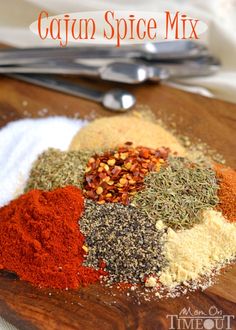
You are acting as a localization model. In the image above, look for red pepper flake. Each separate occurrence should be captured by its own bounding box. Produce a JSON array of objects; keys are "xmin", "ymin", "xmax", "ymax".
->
[{"xmin": 84, "ymin": 144, "xmax": 169, "ymax": 204}]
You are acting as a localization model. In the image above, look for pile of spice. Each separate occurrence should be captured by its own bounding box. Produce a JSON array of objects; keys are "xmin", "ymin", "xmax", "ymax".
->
[
  {"xmin": 25, "ymin": 148, "xmax": 92, "ymax": 192},
  {"xmin": 70, "ymin": 115, "xmax": 186, "ymax": 156},
  {"xmin": 159, "ymin": 209, "xmax": 236, "ymax": 287},
  {"xmin": 84, "ymin": 144, "xmax": 169, "ymax": 205},
  {"xmin": 132, "ymin": 157, "xmax": 219, "ymax": 230},
  {"xmin": 0, "ymin": 116, "xmax": 87, "ymax": 207},
  {"xmin": 214, "ymin": 163, "xmax": 236, "ymax": 222},
  {"xmin": 0, "ymin": 186, "xmax": 106, "ymax": 289},
  {"xmin": 80, "ymin": 200, "xmax": 166, "ymax": 284},
  {"xmin": 0, "ymin": 110, "xmax": 235, "ymax": 298}
]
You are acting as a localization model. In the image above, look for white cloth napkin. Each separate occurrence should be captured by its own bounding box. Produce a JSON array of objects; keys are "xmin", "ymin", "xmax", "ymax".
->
[{"xmin": 0, "ymin": 318, "xmax": 17, "ymax": 330}]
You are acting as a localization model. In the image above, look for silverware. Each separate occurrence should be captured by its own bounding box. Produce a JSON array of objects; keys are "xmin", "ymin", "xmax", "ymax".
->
[
  {"xmin": 0, "ymin": 41, "xmax": 208, "ymax": 66},
  {"xmin": 0, "ymin": 62, "xmax": 169, "ymax": 84},
  {"xmin": 2, "ymin": 41, "xmax": 217, "ymax": 103},
  {"xmin": 7, "ymin": 73, "xmax": 136, "ymax": 112},
  {"xmin": 148, "ymin": 56, "xmax": 220, "ymax": 78},
  {"xmin": 0, "ymin": 55, "xmax": 219, "ymax": 83}
]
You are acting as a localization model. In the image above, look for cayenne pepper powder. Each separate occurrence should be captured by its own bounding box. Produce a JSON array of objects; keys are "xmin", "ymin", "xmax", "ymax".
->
[
  {"xmin": 214, "ymin": 163, "xmax": 236, "ymax": 222},
  {"xmin": 84, "ymin": 144, "xmax": 169, "ymax": 205},
  {"xmin": 0, "ymin": 186, "xmax": 106, "ymax": 289}
]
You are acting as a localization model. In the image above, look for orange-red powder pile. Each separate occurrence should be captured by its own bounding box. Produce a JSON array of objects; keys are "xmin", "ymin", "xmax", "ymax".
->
[
  {"xmin": 0, "ymin": 186, "xmax": 106, "ymax": 289},
  {"xmin": 214, "ymin": 163, "xmax": 236, "ymax": 222}
]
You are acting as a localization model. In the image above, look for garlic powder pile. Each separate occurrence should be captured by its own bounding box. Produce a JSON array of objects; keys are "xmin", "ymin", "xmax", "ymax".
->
[
  {"xmin": 69, "ymin": 115, "xmax": 186, "ymax": 156},
  {"xmin": 159, "ymin": 209, "xmax": 236, "ymax": 287}
]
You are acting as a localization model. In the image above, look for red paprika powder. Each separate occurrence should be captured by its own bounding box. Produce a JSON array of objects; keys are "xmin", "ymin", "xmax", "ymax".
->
[
  {"xmin": 214, "ymin": 163, "xmax": 236, "ymax": 223},
  {"xmin": 0, "ymin": 186, "xmax": 106, "ymax": 289}
]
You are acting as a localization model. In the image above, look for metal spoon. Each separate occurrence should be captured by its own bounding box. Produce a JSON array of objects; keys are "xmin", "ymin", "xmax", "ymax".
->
[
  {"xmin": 0, "ymin": 41, "xmax": 208, "ymax": 65},
  {"xmin": 146, "ymin": 56, "xmax": 221, "ymax": 78},
  {"xmin": 138, "ymin": 41, "xmax": 208, "ymax": 60},
  {"xmin": 0, "ymin": 62, "xmax": 169, "ymax": 84},
  {"xmin": 7, "ymin": 73, "xmax": 136, "ymax": 112}
]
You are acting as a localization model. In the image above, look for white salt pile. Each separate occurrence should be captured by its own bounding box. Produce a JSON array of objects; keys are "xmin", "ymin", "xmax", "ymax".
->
[{"xmin": 0, "ymin": 117, "xmax": 87, "ymax": 207}]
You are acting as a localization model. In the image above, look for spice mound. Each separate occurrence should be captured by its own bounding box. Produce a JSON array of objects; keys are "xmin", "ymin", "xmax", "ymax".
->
[
  {"xmin": 0, "ymin": 186, "xmax": 105, "ymax": 289},
  {"xmin": 132, "ymin": 157, "xmax": 219, "ymax": 230},
  {"xmin": 159, "ymin": 209, "xmax": 236, "ymax": 287},
  {"xmin": 25, "ymin": 148, "xmax": 92, "ymax": 192},
  {"xmin": 69, "ymin": 115, "xmax": 186, "ymax": 156},
  {"xmin": 84, "ymin": 145, "xmax": 169, "ymax": 204},
  {"xmin": 214, "ymin": 163, "xmax": 236, "ymax": 222},
  {"xmin": 1, "ymin": 113, "xmax": 236, "ymax": 298},
  {"xmin": 80, "ymin": 200, "xmax": 167, "ymax": 284}
]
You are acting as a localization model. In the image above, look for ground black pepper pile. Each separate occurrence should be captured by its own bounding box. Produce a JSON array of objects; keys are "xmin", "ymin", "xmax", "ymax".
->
[{"xmin": 80, "ymin": 200, "xmax": 167, "ymax": 284}]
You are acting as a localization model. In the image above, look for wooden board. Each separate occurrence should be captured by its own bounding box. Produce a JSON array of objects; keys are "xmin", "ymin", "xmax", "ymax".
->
[{"xmin": 0, "ymin": 75, "xmax": 235, "ymax": 330}]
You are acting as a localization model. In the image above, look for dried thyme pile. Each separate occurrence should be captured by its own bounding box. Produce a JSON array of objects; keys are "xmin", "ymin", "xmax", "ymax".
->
[
  {"xmin": 132, "ymin": 157, "xmax": 219, "ymax": 230},
  {"xmin": 80, "ymin": 200, "xmax": 167, "ymax": 284},
  {"xmin": 25, "ymin": 148, "xmax": 92, "ymax": 192}
]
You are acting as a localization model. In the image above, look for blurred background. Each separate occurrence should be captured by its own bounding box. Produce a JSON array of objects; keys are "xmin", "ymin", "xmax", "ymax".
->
[{"xmin": 0, "ymin": 0, "xmax": 235, "ymax": 103}]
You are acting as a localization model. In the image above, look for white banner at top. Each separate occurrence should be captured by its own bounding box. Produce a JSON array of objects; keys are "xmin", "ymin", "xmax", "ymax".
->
[{"xmin": 30, "ymin": 10, "xmax": 208, "ymax": 47}]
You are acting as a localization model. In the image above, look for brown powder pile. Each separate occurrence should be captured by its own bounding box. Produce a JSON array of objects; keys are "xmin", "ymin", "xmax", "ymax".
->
[
  {"xmin": 214, "ymin": 163, "xmax": 236, "ymax": 222},
  {"xmin": 69, "ymin": 115, "xmax": 186, "ymax": 156}
]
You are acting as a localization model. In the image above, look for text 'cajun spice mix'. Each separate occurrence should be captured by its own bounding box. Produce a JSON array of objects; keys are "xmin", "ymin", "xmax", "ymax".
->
[{"xmin": 84, "ymin": 144, "xmax": 169, "ymax": 205}]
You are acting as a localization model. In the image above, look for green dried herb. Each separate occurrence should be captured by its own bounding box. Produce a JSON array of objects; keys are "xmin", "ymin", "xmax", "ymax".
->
[
  {"xmin": 132, "ymin": 157, "xmax": 219, "ymax": 230},
  {"xmin": 25, "ymin": 148, "xmax": 92, "ymax": 192}
]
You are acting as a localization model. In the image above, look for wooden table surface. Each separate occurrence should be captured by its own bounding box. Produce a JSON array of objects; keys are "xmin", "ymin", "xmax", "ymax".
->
[{"xmin": 0, "ymin": 75, "xmax": 235, "ymax": 330}]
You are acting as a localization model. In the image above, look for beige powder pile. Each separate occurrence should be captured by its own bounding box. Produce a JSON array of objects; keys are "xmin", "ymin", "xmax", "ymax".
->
[
  {"xmin": 159, "ymin": 209, "xmax": 236, "ymax": 287},
  {"xmin": 69, "ymin": 115, "xmax": 186, "ymax": 156}
]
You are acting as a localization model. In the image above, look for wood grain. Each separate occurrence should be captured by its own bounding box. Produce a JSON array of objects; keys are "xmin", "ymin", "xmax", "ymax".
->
[{"xmin": 0, "ymin": 74, "xmax": 235, "ymax": 330}]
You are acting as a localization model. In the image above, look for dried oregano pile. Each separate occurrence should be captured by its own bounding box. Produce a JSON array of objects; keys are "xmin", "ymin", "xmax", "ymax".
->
[
  {"xmin": 25, "ymin": 148, "xmax": 92, "ymax": 192},
  {"xmin": 132, "ymin": 157, "xmax": 219, "ymax": 230}
]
